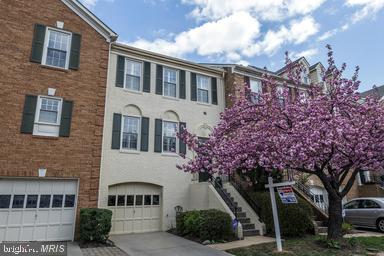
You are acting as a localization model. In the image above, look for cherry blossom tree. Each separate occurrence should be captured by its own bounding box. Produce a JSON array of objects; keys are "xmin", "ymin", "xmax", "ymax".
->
[{"xmin": 178, "ymin": 46, "xmax": 384, "ymax": 239}]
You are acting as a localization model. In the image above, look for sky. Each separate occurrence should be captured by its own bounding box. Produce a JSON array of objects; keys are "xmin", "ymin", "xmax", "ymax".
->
[{"xmin": 81, "ymin": 0, "xmax": 384, "ymax": 92}]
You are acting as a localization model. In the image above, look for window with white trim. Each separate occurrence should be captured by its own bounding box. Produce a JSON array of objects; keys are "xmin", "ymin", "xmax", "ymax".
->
[
  {"xmin": 197, "ymin": 75, "xmax": 210, "ymax": 103},
  {"xmin": 121, "ymin": 116, "xmax": 140, "ymax": 150},
  {"xmin": 42, "ymin": 28, "xmax": 71, "ymax": 69},
  {"xmin": 124, "ymin": 59, "xmax": 142, "ymax": 91},
  {"xmin": 36, "ymin": 97, "xmax": 62, "ymax": 125},
  {"xmin": 162, "ymin": 121, "xmax": 177, "ymax": 153},
  {"xmin": 33, "ymin": 96, "xmax": 63, "ymax": 137},
  {"xmin": 250, "ymin": 79, "xmax": 262, "ymax": 103},
  {"xmin": 163, "ymin": 68, "xmax": 178, "ymax": 97}
]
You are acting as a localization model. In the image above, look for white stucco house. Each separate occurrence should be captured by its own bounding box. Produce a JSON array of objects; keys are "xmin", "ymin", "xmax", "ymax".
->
[{"xmin": 98, "ymin": 43, "xmax": 228, "ymax": 234}]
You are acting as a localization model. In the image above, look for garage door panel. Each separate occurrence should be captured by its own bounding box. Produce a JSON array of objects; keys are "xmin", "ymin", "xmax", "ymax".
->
[
  {"xmin": 36, "ymin": 211, "xmax": 49, "ymax": 225},
  {"xmin": 23, "ymin": 211, "xmax": 36, "ymax": 225},
  {"xmin": 0, "ymin": 212, "xmax": 8, "ymax": 225},
  {"xmin": 9, "ymin": 212, "xmax": 23, "ymax": 225},
  {"xmin": 35, "ymin": 226, "xmax": 47, "ymax": 240},
  {"xmin": 7, "ymin": 228, "xmax": 20, "ymax": 241},
  {"xmin": 49, "ymin": 212, "xmax": 62, "ymax": 223},
  {"xmin": 21, "ymin": 227, "xmax": 34, "ymax": 241},
  {"xmin": 26, "ymin": 182, "xmax": 40, "ymax": 194}
]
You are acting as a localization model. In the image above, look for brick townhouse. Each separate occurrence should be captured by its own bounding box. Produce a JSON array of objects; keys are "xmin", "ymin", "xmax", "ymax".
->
[{"xmin": 0, "ymin": 0, "xmax": 117, "ymax": 241}]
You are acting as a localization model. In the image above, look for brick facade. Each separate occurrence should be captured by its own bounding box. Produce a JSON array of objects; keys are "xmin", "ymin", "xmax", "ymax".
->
[{"xmin": 0, "ymin": 0, "xmax": 109, "ymax": 225}]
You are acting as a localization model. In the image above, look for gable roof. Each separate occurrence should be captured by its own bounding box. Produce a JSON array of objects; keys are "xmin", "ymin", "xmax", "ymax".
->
[
  {"xmin": 275, "ymin": 57, "xmax": 310, "ymax": 75},
  {"xmin": 61, "ymin": 0, "xmax": 118, "ymax": 42},
  {"xmin": 309, "ymin": 62, "xmax": 324, "ymax": 71},
  {"xmin": 360, "ymin": 85, "xmax": 384, "ymax": 100}
]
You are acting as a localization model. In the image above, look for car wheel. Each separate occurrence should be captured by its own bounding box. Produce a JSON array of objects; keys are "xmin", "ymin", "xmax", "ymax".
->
[{"xmin": 377, "ymin": 218, "xmax": 384, "ymax": 233}]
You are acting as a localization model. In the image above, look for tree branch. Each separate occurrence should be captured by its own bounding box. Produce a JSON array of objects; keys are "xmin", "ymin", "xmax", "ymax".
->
[{"xmin": 340, "ymin": 168, "xmax": 359, "ymax": 197}]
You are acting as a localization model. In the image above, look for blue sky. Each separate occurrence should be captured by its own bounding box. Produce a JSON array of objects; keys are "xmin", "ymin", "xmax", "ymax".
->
[{"xmin": 82, "ymin": 0, "xmax": 384, "ymax": 92}]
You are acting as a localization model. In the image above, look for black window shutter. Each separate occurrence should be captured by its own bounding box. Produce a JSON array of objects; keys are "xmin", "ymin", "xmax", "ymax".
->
[
  {"xmin": 156, "ymin": 65, "xmax": 163, "ymax": 95},
  {"xmin": 116, "ymin": 56, "xmax": 125, "ymax": 88},
  {"xmin": 59, "ymin": 100, "xmax": 74, "ymax": 137},
  {"xmin": 211, "ymin": 77, "xmax": 218, "ymax": 105},
  {"xmin": 179, "ymin": 122, "xmax": 187, "ymax": 155},
  {"xmin": 191, "ymin": 73, "xmax": 197, "ymax": 101},
  {"xmin": 179, "ymin": 70, "xmax": 186, "ymax": 99},
  {"xmin": 140, "ymin": 117, "xmax": 149, "ymax": 151},
  {"xmin": 154, "ymin": 119, "xmax": 162, "ymax": 152},
  {"xmin": 20, "ymin": 95, "xmax": 38, "ymax": 134},
  {"xmin": 111, "ymin": 113, "xmax": 122, "ymax": 149},
  {"xmin": 30, "ymin": 24, "xmax": 46, "ymax": 63},
  {"xmin": 143, "ymin": 62, "xmax": 151, "ymax": 93},
  {"xmin": 69, "ymin": 33, "xmax": 81, "ymax": 70}
]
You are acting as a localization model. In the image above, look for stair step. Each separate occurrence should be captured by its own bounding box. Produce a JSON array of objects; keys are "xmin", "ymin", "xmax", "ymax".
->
[
  {"xmin": 236, "ymin": 212, "xmax": 246, "ymax": 218},
  {"xmin": 315, "ymin": 221, "xmax": 326, "ymax": 226},
  {"xmin": 237, "ymin": 217, "xmax": 251, "ymax": 224},
  {"xmin": 243, "ymin": 229, "xmax": 259, "ymax": 237},
  {"xmin": 242, "ymin": 223, "xmax": 255, "ymax": 230},
  {"xmin": 317, "ymin": 226, "xmax": 328, "ymax": 233}
]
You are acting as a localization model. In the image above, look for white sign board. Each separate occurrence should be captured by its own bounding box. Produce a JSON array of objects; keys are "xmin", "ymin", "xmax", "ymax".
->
[{"xmin": 277, "ymin": 186, "xmax": 297, "ymax": 204}]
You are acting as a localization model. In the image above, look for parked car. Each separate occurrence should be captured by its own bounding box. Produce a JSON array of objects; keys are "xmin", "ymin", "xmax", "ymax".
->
[{"xmin": 343, "ymin": 198, "xmax": 384, "ymax": 232}]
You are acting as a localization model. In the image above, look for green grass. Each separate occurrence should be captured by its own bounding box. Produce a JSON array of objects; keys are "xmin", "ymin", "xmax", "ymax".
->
[{"xmin": 227, "ymin": 236, "xmax": 384, "ymax": 256}]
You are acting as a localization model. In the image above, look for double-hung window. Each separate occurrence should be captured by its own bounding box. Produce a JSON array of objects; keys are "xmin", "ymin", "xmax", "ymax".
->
[
  {"xmin": 277, "ymin": 86, "xmax": 285, "ymax": 107},
  {"xmin": 250, "ymin": 79, "xmax": 262, "ymax": 103},
  {"xmin": 163, "ymin": 68, "xmax": 178, "ymax": 97},
  {"xmin": 43, "ymin": 28, "xmax": 71, "ymax": 69},
  {"xmin": 163, "ymin": 121, "xmax": 177, "ymax": 153},
  {"xmin": 125, "ymin": 59, "xmax": 142, "ymax": 91},
  {"xmin": 122, "ymin": 116, "xmax": 140, "ymax": 150},
  {"xmin": 197, "ymin": 75, "xmax": 210, "ymax": 103},
  {"xmin": 37, "ymin": 97, "xmax": 62, "ymax": 125}
]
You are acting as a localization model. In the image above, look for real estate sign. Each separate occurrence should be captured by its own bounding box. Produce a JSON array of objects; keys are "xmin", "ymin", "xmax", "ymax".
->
[{"xmin": 277, "ymin": 186, "xmax": 298, "ymax": 204}]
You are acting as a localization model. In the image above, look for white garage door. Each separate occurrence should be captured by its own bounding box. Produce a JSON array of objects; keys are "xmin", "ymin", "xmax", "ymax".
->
[
  {"xmin": 107, "ymin": 183, "xmax": 162, "ymax": 234},
  {"xmin": 0, "ymin": 179, "xmax": 78, "ymax": 241}
]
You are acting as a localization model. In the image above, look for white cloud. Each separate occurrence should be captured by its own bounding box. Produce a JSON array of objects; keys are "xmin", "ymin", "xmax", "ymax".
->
[
  {"xmin": 317, "ymin": 28, "xmax": 338, "ymax": 41},
  {"xmin": 242, "ymin": 16, "xmax": 320, "ymax": 57},
  {"xmin": 291, "ymin": 48, "xmax": 319, "ymax": 60},
  {"xmin": 81, "ymin": 0, "xmax": 98, "ymax": 7},
  {"xmin": 182, "ymin": 0, "xmax": 325, "ymax": 21},
  {"xmin": 345, "ymin": 0, "xmax": 384, "ymax": 23},
  {"xmin": 80, "ymin": 0, "xmax": 114, "ymax": 8},
  {"xmin": 129, "ymin": 14, "xmax": 320, "ymax": 61},
  {"xmin": 130, "ymin": 11, "xmax": 260, "ymax": 58}
]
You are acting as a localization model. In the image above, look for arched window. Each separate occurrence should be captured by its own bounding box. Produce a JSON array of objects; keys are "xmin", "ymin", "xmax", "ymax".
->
[{"xmin": 121, "ymin": 105, "xmax": 142, "ymax": 151}]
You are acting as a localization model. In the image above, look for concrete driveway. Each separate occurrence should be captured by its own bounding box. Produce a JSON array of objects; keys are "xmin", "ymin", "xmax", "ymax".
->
[{"xmin": 110, "ymin": 232, "xmax": 232, "ymax": 256}]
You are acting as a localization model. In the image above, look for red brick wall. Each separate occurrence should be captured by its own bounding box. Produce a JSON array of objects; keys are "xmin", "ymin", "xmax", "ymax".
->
[
  {"xmin": 0, "ymin": 0, "xmax": 109, "ymax": 211},
  {"xmin": 224, "ymin": 68, "xmax": 246, "ymax": 107}
]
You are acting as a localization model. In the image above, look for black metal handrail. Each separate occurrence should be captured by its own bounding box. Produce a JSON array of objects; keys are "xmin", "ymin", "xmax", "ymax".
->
[
  {"xmin": 209, "ymin": 177, "xmax": 238, "ymax": 218},
  {"xmin": 229, "ymin": 177, "xmax": 262, "ymax": 218}
]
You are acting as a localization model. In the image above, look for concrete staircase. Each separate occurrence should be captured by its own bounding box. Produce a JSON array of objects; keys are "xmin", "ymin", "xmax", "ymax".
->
[{"xmin": 221, "ymin": 187, "xmax": 260, "ymax": 236}]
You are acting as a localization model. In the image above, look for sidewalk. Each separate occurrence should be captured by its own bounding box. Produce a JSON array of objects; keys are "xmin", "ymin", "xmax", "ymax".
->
[{"xmin": 208, "ymin": 236, "xmax": 275, "ymax": 251}]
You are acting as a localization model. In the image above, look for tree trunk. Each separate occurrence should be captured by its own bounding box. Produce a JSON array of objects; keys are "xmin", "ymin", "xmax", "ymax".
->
[{"xmin": 327, "ymin": 193, "xmax": 343, "ymax": 239}]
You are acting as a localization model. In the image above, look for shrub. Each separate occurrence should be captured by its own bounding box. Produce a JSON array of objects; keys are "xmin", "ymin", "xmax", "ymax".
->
[
  {"xmin": 176, "ymin": 212, "xmax": 186, "ymax": 235},
  {"xmin": 199, "ymin": 209, "xmax": 232, "ymax": 241},
  {"xmin": 175, "ymin": 209, "xmax": 232, "ymax": 241},
  {"xmin": 80, "ymin": 208, "xmax": 112, "ymax": 243},
  {"xmin": 252, "ymin": 192, "xmax": 314, "ymax": 237},
  {"xmin": 183, "ymin": 210, "xmax": 202, "ymax": 236},
  {"xmin": 342, "ymin": 222, "xmax": 353, "ymax": 235}
]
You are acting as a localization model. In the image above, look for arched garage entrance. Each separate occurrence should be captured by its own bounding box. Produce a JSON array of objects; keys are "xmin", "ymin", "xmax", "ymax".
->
[{"xmin": 107, "ymin": 183, "xmax": 162, "ymax": 234}]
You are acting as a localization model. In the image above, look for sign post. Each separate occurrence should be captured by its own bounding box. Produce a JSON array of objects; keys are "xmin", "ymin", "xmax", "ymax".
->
[{"xmin": 265, "ymin": 177, "xmax": 296, "ymax": 252}]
